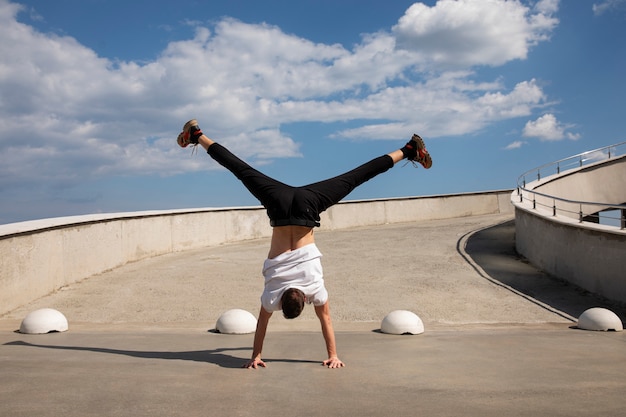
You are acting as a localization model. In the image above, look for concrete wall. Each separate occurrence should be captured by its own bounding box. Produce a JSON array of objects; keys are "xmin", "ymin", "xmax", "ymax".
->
[
  {"xmin": 514, "ymin": 208, "xmax": 626, "ymax": 303},
  {"xmin": 512, "ymin": 156, "xmax": 626, "ymax": 303},
  {"xmin": 0, "ymin": 190, "xmax": 513, "ymax": 315},
  {"xmin": 519, "ymin": 155, "xmax": 626, "ymax": 220}
]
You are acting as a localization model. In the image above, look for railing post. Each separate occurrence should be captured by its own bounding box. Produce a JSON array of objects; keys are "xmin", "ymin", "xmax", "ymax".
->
[
  {"xmin": 579, "ymin": 204, "xmax": 583, "ymax": 223},
  {"xmin": 533, "ymin": 196, "xmax": 536, "ymax": 209},
  {"xmin": 622, "ymin": 209, "xmax": 626, "ymax": 230},
  {"xmin": 552, "ymin": 200, "xmax": 556, "ymax": 216}
]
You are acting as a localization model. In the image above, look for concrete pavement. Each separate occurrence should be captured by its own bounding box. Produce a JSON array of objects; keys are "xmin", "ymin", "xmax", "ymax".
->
[{"xmin": 2, "ymin": 213, "xmax": 625, "ymax": 417}]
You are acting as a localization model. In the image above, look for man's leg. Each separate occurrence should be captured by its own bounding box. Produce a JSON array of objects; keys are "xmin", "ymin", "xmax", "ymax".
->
[
  {"xmin": 178, "ymin": 120, "xmax": 294, "ymax": 214},
  {"xmin": 206, "ymin": 143, "xmax": 291, "ymax": 207},
  {"xmin": 299, "ymin": 132, "xmax": 431, "ymax": 213},
  {"xmin": 300, "ymin": 154, "xmax": 396, "ymax": 214},
  {"xmin": 300, "ymin": 144, "xmax": 422, "ymax": 214}
]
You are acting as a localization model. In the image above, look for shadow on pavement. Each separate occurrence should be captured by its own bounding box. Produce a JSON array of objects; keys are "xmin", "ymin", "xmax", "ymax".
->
[{"xmin": 4, "ymin": 340, "xmax": 320, "ymax": 368}]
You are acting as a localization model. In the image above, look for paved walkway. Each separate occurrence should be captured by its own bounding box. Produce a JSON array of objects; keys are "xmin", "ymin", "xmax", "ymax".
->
[{"xmin": 2, "ymin": 214, "xmax": 625, "ymax": 417}]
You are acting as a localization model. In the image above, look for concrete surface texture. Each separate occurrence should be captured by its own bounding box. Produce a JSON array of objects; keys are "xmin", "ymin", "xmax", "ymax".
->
[{"xmin": 2, "ymin": 213, "xmax": 626, "ymax": 417}]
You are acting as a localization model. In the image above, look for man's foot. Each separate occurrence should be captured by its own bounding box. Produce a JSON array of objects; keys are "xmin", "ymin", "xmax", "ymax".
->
[
  {"xmin": 406, "ymin": 134, "xmax": 432, "ymax": 169},
  {"xmin": 176, "ymin": 119, "xmax": 203, "ymax": 148}
]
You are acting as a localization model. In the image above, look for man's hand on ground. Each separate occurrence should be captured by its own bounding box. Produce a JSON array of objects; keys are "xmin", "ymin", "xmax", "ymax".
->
[
  {"xmin": 323, "ymin": 357, "xmax": 345, "ymax": 369},
  {"xmin": 243, "ymin": 358, "xmax": 267, "ymax": 369}
]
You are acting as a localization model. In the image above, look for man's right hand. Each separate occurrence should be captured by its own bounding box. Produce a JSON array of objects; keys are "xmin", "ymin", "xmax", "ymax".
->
[{"xmin": 243, "ymin": 358, "xmax": 267, "ymax": 369}]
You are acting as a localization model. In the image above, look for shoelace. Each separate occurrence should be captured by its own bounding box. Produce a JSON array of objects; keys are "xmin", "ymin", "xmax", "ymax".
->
[{"xmin": 402, "ymin": 159, "xmax": 422, "ymax": 168}]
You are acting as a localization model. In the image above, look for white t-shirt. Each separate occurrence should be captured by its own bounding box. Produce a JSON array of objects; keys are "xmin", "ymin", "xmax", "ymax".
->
[{"xmin": 261, "ymin": 243, "xmax": 328, "ymax": 312}]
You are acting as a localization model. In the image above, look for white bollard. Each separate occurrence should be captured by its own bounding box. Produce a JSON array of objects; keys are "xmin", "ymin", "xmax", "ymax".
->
[
  {"xmin": 381, "ymin": 310, "xmax": 424, "ymax": 335},
  {"xmin": 577, "ymin": 307, "xmax": 623, "ymax": 332},
  {"xmin": 19, "ymin": 308, "xmax": 69, "ymax": 334},
  {"xmin": 215, "ymin": 309, "xmax": 257, "ymax": 334}
]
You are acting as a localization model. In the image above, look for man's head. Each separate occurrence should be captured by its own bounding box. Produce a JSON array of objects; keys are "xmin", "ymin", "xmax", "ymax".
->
[{"xmin": 281, "ymin": 288, "xmax": 306, "ymax": 319}]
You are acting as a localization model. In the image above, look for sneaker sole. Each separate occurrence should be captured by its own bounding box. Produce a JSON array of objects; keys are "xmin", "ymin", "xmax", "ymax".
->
[
  {"xmin": 177, "ymin": 119, "xmax": 200, "ymax": 148},
  {"xmin": 411, "ymin": 134, "xmax": 432, "ymax": 169},
  {"xmin": 177, "ymin": 132, "xmax": 190, "ymax": 148}
]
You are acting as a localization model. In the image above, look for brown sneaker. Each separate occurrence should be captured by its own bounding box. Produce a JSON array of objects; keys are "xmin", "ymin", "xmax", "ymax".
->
[
  {"xmin": 408, "ymin": 134, "xmax": 432, "ymax": 169},
  {"xmin": 176, "ymin": 119, "xmax": 203, "ymax": 148}
]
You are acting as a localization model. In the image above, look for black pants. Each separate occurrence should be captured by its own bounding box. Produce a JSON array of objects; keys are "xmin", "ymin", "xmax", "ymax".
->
[{"xmin": 208, "ymin": 143, "xmax": 394, "ymax": 227}]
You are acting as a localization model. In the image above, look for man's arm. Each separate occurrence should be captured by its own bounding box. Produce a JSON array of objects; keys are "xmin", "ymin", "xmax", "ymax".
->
[
  {"xmin": 314, "ymin": 302, "xmax": 345, "ymax": 369},
  {"xmin": 243, "ymin": 306, "xmax": 272, "ymax": 369}
]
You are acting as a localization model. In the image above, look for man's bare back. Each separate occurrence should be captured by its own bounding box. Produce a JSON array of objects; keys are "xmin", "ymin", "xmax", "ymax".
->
[{"xmin": 268, "ymin": 225, "xmax": 315, "ymax": 258}]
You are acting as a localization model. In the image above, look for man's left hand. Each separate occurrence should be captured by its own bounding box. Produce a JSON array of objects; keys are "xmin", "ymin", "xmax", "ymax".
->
[{"xmin": 322, "ymin": 357, "xmax": 345, "ymax": 369}]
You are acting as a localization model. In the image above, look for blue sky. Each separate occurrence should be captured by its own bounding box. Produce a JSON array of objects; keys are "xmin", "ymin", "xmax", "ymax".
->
[{"xmin": 1, "ymin": 0, "xmax": 625, "ymax": 224}]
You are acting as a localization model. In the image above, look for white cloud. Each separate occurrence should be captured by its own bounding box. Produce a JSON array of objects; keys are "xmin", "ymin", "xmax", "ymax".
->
[
  {"xmin": 593, "ymin": 0, "xmax": 626, "ymax": 16},
  {"xmin": 535, "ymin": 0, "xmax": 560, "ymax": 15},
  {"xmin": 504, "ymin": 140, "xmax": 526, "ymax": 150},
  {"xmin": 522, "ymin": 114, "xmax": 580, "ymax": 141},
  {"xmin": 333, "ymin": 77, "xmax": 546, "ymax": 140},
  {"xmin": 392, "ymin": 0, "xmax": 559, "ymax": 67},
  {"xmin": 0, "ymin": 0, "xmax": 559, "ymax": 196}
]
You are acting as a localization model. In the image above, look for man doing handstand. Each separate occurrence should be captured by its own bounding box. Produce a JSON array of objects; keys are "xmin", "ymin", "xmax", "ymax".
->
[{"xmin": 177, "ymin": 120, "xmax": 432, "ymax": 369}]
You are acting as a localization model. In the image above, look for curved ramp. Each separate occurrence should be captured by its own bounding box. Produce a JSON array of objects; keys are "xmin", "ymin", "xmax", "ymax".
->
[{"xmin": 2, "ymin": 213, "xmax": 586, "ymax": 327}]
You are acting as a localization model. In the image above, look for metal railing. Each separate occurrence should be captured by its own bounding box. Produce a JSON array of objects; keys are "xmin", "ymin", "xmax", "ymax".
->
[{"xmin": 515, "ymin": 141, "xmax": 626, "ymax": 229}]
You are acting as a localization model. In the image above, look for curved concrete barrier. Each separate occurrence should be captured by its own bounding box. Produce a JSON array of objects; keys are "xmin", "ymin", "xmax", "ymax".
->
[
  {"xmin": 0, "ymin": 191, "xmax": 513, "ymax": 316},
  {"xmin": 512, "ymin": 156, "xmax": 626, "ymax": 303}
]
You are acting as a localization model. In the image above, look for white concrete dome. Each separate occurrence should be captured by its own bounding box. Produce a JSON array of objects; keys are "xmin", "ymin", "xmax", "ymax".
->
[
  {"xmin": 578, "ymin": 307, "xmax": 623, "ymax": 332},
  {"xmin": 215, "ymin": 309, "xmax": 257, "ymax": 334},
  {"xmin": 381, "ymin": 310, "xmax": 424, "ymax": 335},
  {"xmin": 19, "ymin": 308, "xmax": 69, "ymax": 334}
]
